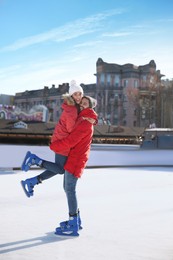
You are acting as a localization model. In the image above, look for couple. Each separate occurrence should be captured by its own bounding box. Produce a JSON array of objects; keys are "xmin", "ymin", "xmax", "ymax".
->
[{"xmin": 20, "ymin": 82, "xmax": 98, "ymax": 236}]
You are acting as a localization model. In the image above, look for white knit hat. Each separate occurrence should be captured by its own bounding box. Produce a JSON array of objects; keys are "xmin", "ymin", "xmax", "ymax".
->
[{"xmin": 69, "ymin": 80, "xmax": 84, "ymax": 96}]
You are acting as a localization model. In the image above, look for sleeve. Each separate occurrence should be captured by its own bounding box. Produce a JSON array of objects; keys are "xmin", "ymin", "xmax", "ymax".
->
[
  {"xmin": 50, "ymin": 121, "xmax": 91, "ymax": 153},
  {"xmin": 62, "ymin": 105, "xmax": 78, "ymax": 133}
]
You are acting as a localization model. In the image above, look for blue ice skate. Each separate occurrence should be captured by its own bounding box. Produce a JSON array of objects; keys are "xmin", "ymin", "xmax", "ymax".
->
[
  {"xmin": 21, "ymin": 151, "xmax": 42, "ymax": 172},
  {"xmin": 55, "ymin": 216, "xmax": 79, "ymax": 237},
  {"xmin": 60, "ymin": 212, "xmax": 83, "ymax": 230},
  {"xmin": 20, "ymin": 177, "xmax": 39, "ymax": 198}
]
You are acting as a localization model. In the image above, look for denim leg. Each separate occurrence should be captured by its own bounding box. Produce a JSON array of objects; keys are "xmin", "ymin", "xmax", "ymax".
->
[
  {"xmin": 63, "ymin": 171, "xmax": 78, "ymax": 216},
  {"xmin": 38, "ymin": 153, "xmax": 67, "ymax": 181}
]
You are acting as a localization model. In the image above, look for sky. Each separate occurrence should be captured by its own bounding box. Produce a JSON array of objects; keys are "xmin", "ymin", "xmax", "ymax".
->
[
  {"xmin": 1, "ymin": 145, "xmax": 173, "ymax": 259},
  {"xmin": 0, "ymin": 0, "xmax": 173, "ymax": 96}
]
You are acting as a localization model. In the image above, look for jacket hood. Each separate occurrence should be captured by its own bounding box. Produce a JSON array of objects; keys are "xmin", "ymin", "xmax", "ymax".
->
[{"xmin": 62, "ymin": 93, "xmax": 75, "ymax": 106}]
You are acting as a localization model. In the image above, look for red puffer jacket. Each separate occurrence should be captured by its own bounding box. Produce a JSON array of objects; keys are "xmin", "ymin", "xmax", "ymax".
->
[
  {"xmin": 51, "ymin": 102, "xmax": 78, "ymax": 142},
  {"xmin": 50, "ymin": 108, "xmax": 98, "ymax": 178}
]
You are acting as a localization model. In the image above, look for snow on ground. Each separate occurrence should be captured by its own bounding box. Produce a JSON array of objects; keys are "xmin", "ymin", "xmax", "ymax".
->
[{"xmin": 1, "ymin": 145, "xmax": 173, "ymax": 259}]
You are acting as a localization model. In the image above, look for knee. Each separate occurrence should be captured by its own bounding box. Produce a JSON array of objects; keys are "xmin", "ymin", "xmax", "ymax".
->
[
  {"xmin": 59, "ymin": 168, "xmax": 65, "ymax": 175},
  {"xmin": 64, "ymin": 183, "xmax": 75, "ymax": 194}
]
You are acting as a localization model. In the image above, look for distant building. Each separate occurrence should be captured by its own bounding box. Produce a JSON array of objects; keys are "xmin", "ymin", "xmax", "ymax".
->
[
  {"xmin": 0, "ymin": 94, "xmax": 14, "ymax": 105},
  {"xmin": 2, "ymin": 59, "xmax": 168, "ymax": 127},
  {"xmin": 95, "ymin": 58, "xmax": 164, "ymax": 127},
  {"xmin": 14, "ymin": 84, "xmax": 69, "ymax": 122},
  {"xmin": 160, "ymin": 79, "xmax": 173, "ymax": 128},
  {"xmin": 0, "ymin": 94, "xmax": 15, "ymax": 120},
  {"xmin": 13, "ymin": 83, "xmax": 96, "ymax": 122}
]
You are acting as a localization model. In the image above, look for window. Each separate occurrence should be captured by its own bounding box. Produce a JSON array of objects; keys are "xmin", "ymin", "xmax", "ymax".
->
[
  {"xmin": 134, "ymin": 80, "xmax": 138, "ymax": 88},
  {"xmin": 143, "ymin": 75, "xmax": 147, "ymax": 81},
  {"xmin": 134, "ymin": 109, "xmax": 137, "ymax": 116},
  {"xmin": 114, "ymin": 75, "xmax": 120, "ymax": 87},
  {"xmin": 124, "ymin": 80, "xmax": 128, "ymax": 87},
  {"xmin": 107, "ymin": 74, "xmax": 111, "ymax": 85},
  {"xmin": 100, "ymin": 74, "xmax": 104, "ymax": 85}
]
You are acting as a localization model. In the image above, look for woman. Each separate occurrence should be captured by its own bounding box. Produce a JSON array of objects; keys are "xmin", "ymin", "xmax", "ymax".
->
[{"xmin": 21, "ymin": 81, "xmax": 84, "ymax": 197}]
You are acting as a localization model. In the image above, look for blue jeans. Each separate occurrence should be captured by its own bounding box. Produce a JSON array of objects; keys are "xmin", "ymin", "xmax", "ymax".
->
[
  {"xmin": 63, "ymin": 171, "xmax": 78, "ymax": 216},
  {"xmin": 38, "ymin": 153, "xmax": 67, "ymax": 181},
  {"xmin": 37, "ymin": 154, "xmax": 78, "ymax": 216}
]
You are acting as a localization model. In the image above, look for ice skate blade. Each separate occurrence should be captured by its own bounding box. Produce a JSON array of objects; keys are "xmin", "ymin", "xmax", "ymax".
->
[
  {"xmin": 55, "ymin": 229, "xmax": 79, "ymax": 237},
  {"xmin": 21, "ymin": 151, "xmax": 31, "ymax": 171},
  {"xmin": 20, "ymin": 180, "xmax": 32, "ymax": 198}
]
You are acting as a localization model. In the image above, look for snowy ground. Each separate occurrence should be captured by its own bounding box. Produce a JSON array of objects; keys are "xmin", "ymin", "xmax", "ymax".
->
[{"xmin": 1, "ymin": 146, "xmax": 173, "ymax": 260}]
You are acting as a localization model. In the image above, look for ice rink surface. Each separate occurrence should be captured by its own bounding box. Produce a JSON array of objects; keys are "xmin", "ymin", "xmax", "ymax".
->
[{"xmin": 1, "ymin": 144, "xmax": 173, "ymax": 260}]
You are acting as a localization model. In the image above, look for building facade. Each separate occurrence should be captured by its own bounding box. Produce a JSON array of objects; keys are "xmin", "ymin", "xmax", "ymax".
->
[
  {"xmin": 14, "ymin": 83, "xmax": 69, "ymax": 122},
  {"xmin": 13, "ymin": 83, "xmax": 96, "ymax": 122},
  {"xmin": 5, "ymin": 58, "xmax": 169, "ymax": 127},
  {"xmin": 0, "ymin": 94, "xmax": 14, "ymax": 105},
  {"xmin": 95, "ymin": 58, "xmax": 164, "ymax": 127}
]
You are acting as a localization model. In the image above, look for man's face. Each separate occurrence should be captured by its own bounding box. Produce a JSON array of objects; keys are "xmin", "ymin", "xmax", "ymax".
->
[{"xmin": 80, "ymin": 98, "xmax": 90, "ymax": 111}]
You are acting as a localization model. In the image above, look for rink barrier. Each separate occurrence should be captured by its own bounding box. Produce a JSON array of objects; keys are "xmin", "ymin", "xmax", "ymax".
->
[{"xmin": 1, "ymin": 165, "xmax": 173, "ymax": 172}]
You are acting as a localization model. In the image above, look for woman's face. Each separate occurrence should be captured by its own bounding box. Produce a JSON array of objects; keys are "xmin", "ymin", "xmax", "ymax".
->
[
  {"xmin": 72, "ymin": 92, "xmax": 83, "ymax": 104},
  {"xmin": 80, "ymin": 97, "xmax": 90, "ymax": 110}
]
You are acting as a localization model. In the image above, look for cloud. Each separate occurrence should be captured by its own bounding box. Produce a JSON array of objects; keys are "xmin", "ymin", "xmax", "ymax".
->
[
  {"xmin": 74, "ymin": 40, "xmax": 103, "ymax": 48},
  {"xmin": 0, "ymin": 65, "xmax": 21, "ymax": 79},
  {"xmin": 0, "ymin": 9, "xmax": 125, "ymax": 52},
  {"xmin": 102, "ymin": 32, "xmax": 133, "ymax": 37}
]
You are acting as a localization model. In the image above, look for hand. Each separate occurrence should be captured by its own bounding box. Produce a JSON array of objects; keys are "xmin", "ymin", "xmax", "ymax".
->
[{"xmin": 83, "ymin": 117, "xmax": 96, "ymax": 124}]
